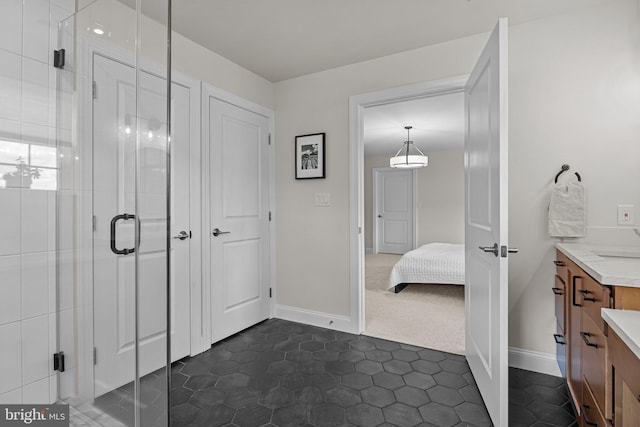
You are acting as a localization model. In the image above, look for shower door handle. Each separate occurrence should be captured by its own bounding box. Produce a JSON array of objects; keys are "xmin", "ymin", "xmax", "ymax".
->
[{"xmin": 110, "ymin": 213, "xmax": 137, "ymax": 255}]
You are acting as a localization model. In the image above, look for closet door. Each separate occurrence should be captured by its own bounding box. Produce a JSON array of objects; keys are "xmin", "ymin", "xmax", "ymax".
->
[{"xmin": 205, "ymin": 92, "xmax": 271, "ymax": 343}]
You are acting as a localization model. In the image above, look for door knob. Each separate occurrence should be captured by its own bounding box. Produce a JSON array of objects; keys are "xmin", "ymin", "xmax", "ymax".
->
[
  {"xmin": 212, "ymin": 228, "xmax": 231, "ymax": 237},
  {"xmin": 478, "ymin": 243, "xmax": 499, "ymax": 257},
  {"xmin": 377, "ymin": 215, "xmax": 382, "ymax": 218},
  {"xmin": 173, "ymin": 231, "xmax": 189, "ymax": 240}
]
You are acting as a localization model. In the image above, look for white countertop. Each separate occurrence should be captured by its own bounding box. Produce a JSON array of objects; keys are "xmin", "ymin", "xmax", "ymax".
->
[
  {"xmin": 602, "ymin": 308, "xmax": 640, "ymax": 360},
  {"xmin": 555, "ymin": 243, "xmax": 640, "ymax": 287}
]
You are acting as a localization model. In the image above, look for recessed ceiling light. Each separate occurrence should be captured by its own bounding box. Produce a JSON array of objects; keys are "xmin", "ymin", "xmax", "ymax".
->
[{"xmin": 93, "ymin": 27, "xmax": 104, "ymax": 35}]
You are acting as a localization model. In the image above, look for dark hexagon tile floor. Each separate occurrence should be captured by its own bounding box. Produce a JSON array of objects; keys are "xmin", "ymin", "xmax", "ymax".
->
[{"xmin": 95, "ymin": 319, "xmax": 577, "ymax": 426}]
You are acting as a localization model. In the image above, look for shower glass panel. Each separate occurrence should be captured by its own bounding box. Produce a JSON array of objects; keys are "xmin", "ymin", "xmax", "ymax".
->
[{"xmin": 55, "ymin": 1, "xmax": 171, "ymax": 425}]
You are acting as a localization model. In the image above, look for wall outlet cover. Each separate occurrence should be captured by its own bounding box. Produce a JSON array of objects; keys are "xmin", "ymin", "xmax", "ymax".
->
[{"xmin": 617, "ymin": 205, "xmax": 635, "ymax": 226}]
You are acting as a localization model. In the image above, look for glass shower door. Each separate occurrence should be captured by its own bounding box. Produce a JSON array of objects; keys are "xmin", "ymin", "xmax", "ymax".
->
[{"xmin": 55, "ymin": 1, "xmax": 171, "ymax": 425}]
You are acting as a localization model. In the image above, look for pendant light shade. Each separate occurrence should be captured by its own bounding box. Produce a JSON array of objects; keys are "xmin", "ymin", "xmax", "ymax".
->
[{"xmin": 389, "ymin": 126, "xmax": 428, "ymax": 168}]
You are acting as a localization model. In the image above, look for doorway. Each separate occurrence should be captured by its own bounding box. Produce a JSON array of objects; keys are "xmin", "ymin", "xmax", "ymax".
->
[{"xmin": 360, "ymin": 91, "xmax": 466, "ymax": 353}]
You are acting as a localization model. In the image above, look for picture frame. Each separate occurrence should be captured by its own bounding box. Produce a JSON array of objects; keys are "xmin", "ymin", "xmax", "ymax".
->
[{"xmin": 295, "ymin": 133, "xmax": 326, "ymax": 179}]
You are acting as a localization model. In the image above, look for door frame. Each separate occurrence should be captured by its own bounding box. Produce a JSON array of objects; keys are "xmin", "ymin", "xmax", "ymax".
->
[
  {"xmin": 71, "ymin": 35, "xmax": 202, "ymax": 399},
  {"xmin": 200, "ymin": 83, "xmax": 276, "ymax": 346},
  {"xmin": 371, "ymin": 167, "xmax": 417, "ymax": 254},
  {"xmin": 348, "ymin": 75, "xmax": 468, "ymax": 334}
]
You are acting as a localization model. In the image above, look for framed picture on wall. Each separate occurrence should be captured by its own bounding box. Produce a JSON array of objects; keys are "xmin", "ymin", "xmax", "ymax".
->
[{"xmin": 295, "ymin": 133, "xmax": 326, "ymax": 179}]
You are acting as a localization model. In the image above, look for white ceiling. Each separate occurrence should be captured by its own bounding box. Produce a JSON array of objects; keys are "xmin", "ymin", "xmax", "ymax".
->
[
  {"xmin": 117, "ymin": 0, "xmax": 608, "ymax": 155},
  {"xmin": 363, "ymin": 92, "xmax": 465, "ymax": 157},
  {"xmin": 127, "ymin": 0, "xmax": 609, "ymax": 83}
]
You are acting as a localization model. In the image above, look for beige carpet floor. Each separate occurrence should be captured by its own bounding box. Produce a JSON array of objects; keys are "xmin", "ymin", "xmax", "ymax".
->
[{"xmin": 364, "ymin": 253, "xmax": 465, "ymax": 355}]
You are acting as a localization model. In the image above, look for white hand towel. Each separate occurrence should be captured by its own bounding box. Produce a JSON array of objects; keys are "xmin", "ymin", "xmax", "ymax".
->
[{"xmin": 548, "ymin": 181, "xmax": 586, "ymax": 237}]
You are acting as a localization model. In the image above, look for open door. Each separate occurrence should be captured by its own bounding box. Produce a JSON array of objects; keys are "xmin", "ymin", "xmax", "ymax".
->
[{"xmin": 464, "ymin": 18, "xmax": 509, "ymax": 426}]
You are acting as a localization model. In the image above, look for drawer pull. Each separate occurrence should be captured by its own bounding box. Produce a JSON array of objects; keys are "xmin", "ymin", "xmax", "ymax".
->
[
  {"xmin": 580, "ymin": 404, "xmax": 599, "ymax": 426},
  {"xmin": 553, "ymin": 260, "xmax": 566, "ymax": 267},
  {"xmin": 552, "ymin": 287, "xmax": 563, "ymax": 295},
  {"xmin": 572, "ymin": 276, "xmax": 582, "ymax": 307},
  {"xmin": 580, "ymin": 332, "xmax": 599, "ymax": 348},
  {"xmin": 553, "ymin": 334, "xmax": 566, "ymax": 345},
  {"xmin": 578, "ymin": 289, "xmax": 597, "ymax": 302}
]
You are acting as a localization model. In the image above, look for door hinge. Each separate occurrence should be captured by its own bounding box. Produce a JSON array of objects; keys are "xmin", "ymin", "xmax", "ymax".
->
[
  {"xmin": 53, "ymin": 351, "xmax": 65, "ymax": 372},
  {"xmin": 269, "ymin": 288, "xmax": 272, "ymax": 298},
  {"xmin": 53, "ymin": 49, "xmax": 65, "ymax": 69},
  {"xmin": 358, "ymin": 226, "xmax": 362, "ymax": 234},
  {"xmin": 92, "ymin": 81, "xmax": 97, "ymax": 99},
  {"xmin": 269, "ymin": 211, "xmax": 272, "ymax": 222},
  {"xmin": 268, "ymin": 133, "xmax": 271, "ymax": 146},
  {"xmin": 93, "ymin": 347, "xmax": 97, "ymax": 365},
  {"xmin": 93, "ymin": 215, "xmax": 97, "ymax": 232}
]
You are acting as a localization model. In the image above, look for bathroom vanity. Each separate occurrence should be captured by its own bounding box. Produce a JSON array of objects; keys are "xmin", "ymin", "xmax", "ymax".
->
[{"xmin": 554, "ymin": 243, "xmax": 640, "ymax": 426}]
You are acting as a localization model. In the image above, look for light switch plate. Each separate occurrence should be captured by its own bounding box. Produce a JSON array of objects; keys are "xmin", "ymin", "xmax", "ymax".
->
[{"xmin": 314, "ymin": 193, "xmax": 331, "ymax": 207}]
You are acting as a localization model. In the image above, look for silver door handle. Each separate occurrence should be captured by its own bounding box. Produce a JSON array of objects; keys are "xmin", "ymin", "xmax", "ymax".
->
[
  {"xmin": 173, "ymin": 231, "xmax": 189, "ymax": 240},
  {"xmin": 478, "ymin": 243, "xmax": 499, "ymax": 257},
  {"xmin": 212, "ymin": 228, "xmax": 230, "ymax": 237}
]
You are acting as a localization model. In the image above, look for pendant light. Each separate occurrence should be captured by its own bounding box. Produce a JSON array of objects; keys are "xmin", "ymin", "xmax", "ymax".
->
[{"xmin": 389, "ymin": 126, "xmax": 428, "ymax": 168}]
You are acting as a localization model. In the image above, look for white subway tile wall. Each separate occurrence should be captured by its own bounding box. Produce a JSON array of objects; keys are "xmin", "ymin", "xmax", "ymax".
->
[{"xmin": 0, "ymin": 0, "xmax": 72, "ymax": 405}]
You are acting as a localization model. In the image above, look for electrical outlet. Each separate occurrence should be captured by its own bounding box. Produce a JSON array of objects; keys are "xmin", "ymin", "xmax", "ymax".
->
[{"xmin": 618, "ymin": 205, "xmax": 635, "ymax": 225}]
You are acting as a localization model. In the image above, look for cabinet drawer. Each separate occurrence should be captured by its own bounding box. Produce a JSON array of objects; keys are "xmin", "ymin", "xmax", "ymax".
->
[
  {"xmin": 576, "ymin": 273, "xmax": 610, "ymax": 329},
  {"xmin": 581, "ymin": 380, "xmax": 607, "ymax": 427},
  {"xmin": 553, "ymin": 275, "xmax": 566, "ymax": 334},
  {"xmin": 581, "ymin": 312, "xmax": 608, "ymax": 415}
]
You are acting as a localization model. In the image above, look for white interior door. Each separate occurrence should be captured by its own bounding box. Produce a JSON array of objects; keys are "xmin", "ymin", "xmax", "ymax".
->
[
  {"xmin": 464, "ymin": 19, "xmax": 509, "ymax": 426},
  {"xmin": 92, "ymin": 54, "xmax": 191, "ymax": 397},
  {"xmin": 207, "ymin": 95, "xmax": 271, "ymax": 344},
  {"xmin": 373, "ymin": 168, "xmax": 415, "ymax": 254}
]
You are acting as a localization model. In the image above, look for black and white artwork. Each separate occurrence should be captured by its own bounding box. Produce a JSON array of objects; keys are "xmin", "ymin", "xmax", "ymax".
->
[{"xmin": 295, "ymin": 133, "xmax": 325, "ymax": 179}]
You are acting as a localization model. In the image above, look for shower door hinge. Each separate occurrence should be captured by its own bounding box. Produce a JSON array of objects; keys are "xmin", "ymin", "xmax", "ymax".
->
[
  {"xmin": 92, "ymin": 81, "xmax": 97, "ymax": 99},
  {"xmin": 268, "ymin": 134, "xmax": 271, "ymax": 146},
  {"xmin": 53, "ymin": 351, "xmax": 65, "ymax": 372},
  {"xmin": 53, "ymin": 49, "xmax": 65, "ymax": 69},
  {"xmin": 269, "ymin": 288, "xmax": 272, "ymax": 298},
  {"xmin": 269, "ymin": 211, "xmax": 272, "ymax": 221}
]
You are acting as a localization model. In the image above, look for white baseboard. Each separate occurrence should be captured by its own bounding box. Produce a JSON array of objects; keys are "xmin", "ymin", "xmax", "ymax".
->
[
  {"xmin": 274, "ymin": 304, "xmax": 357, "ymax": 334},
  {"xmin": 508, "ymin": 346, "xmax": 562, "ymax": 377}
]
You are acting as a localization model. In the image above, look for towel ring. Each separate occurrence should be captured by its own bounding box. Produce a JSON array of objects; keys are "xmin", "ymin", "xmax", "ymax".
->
[{"xmin": 555, "ymin": 164, "xmax": 581, "ymax": 183}]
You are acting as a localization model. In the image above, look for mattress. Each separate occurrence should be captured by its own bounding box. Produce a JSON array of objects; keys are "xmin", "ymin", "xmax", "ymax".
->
[{"xmin": 388, "ymin": 243, "xmax": 465, "ymax": 289}]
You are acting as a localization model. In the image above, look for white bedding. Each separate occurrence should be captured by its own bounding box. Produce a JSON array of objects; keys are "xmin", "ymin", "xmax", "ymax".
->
[{"xmin": 388, "ymin": 243, "xmax": 465, "ymax": 289}]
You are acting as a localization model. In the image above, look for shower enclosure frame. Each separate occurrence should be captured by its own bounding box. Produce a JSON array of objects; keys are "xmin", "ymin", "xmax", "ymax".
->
[{"xmin": 55, "ymin": 0, "xmax": 173, "ymax": 425}]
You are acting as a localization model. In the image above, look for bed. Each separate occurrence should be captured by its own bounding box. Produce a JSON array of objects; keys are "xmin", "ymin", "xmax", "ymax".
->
[{"xmin": 388, "ymin": 243, "xmax": 465, "ymax": 293}]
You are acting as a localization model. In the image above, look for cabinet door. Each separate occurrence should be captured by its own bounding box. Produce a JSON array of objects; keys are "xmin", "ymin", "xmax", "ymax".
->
[
  {"xmin": 610, "ymin": 330, "xmax": 640, "ymax": 427},
  {"xmin": 568, "ymin": 267, "xmax": 583, "ymax": 411},
  {"xmin": 554, "ymin": 274, "xmax": 567, "ymax": 335}
]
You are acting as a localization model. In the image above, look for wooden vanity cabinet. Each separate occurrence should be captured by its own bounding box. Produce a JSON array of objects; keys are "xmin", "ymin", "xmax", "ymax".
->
[
  {"xmin": 609, "ymin": 329, "xmax": 640, "ymax": 427},
  {"xmin": 554, "ymin": 249, "xmax": 640, "ymax": 427},
  {"xmin": 553, "ymin": 251, "xmax": 611, "ymax": 424}
]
